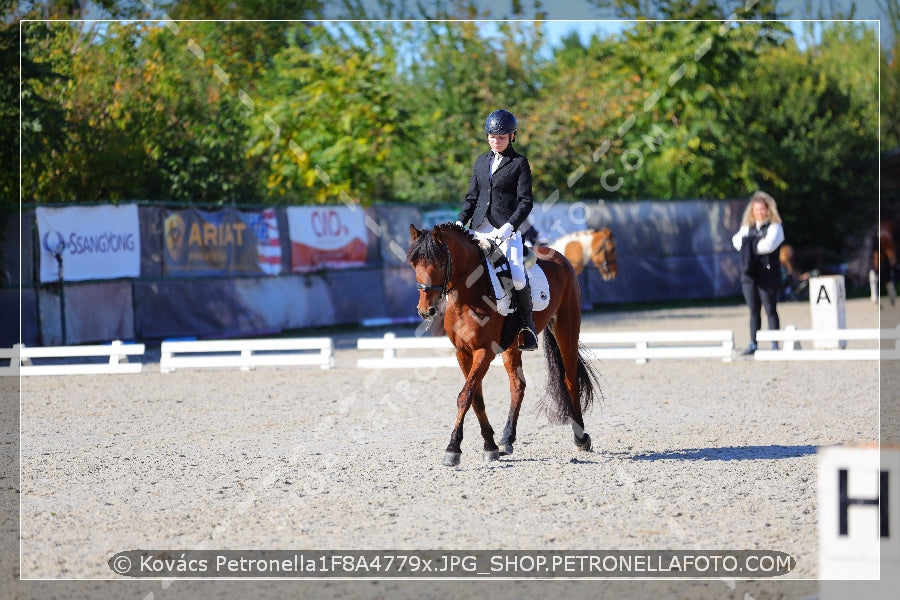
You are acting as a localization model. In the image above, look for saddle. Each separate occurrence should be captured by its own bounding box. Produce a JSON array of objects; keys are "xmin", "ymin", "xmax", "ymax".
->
[
  {"xmin": 475, "ymin": 238, "xmax": 544, "ymax": 351},
  {"xmin": 476, "ymin": 237, "xmax": 535, "ymax": 294}
]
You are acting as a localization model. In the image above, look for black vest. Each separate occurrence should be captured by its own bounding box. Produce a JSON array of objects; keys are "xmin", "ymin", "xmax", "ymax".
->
[{"xmin": 741, "ymin": 221, "xmax": 781, "ymax": 283}]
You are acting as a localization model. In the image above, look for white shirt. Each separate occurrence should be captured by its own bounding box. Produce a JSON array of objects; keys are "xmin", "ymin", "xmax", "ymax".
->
[
  {"xmin": 732, "ymin": 222, "xmax": 784, "ymax": 254},
  {"xmin": 491, "ymin": 152, "xmax": 502, "ymax": 174}
]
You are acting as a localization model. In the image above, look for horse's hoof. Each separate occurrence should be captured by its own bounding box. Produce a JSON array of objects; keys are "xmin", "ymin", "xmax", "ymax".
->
[
  {"xmin": 442, "ymin": 452, "xmax": 462, "ymax": 467},
  {"xmin": 484, "ymin": 449, "xmax": 500, "ymax": 462},
  {"xmin": 499, "ymin": 443, "xmax": 514, "ymax": 456},
  {"xmin": 575, "ymin": 433, "xmax": 592, "ymax": 452}
]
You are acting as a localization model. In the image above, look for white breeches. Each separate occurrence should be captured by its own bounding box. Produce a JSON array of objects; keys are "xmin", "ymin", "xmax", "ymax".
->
[{"xmin": 471, "ymin": 222, "xmax": 527, "ymax": 290}]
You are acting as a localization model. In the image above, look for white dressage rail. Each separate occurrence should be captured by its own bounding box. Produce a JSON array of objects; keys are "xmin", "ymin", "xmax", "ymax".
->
[
  {"xmin": 160, "ymin": 337, "xmax": 334, "ymax": 372},
  {"xmin": 357, "ymin": 330, "xmax": 735, "ymax": 368},
  {"xmin": 579, "ymin": 330, "xmax": 734, "ymax": 364},
  {"xmin": 754, "ymin": 325, "xmax": 900, "ymax": 361},
  {"xmin": 356, "ymin": 333, "xmax": 503, "ymax": 369},
  {"xmin": 0, "ymin": 340, "xmax": 145, "ymax": 376}
]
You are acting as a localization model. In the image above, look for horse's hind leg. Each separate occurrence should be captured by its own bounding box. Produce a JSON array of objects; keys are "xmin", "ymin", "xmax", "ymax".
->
[
  {"xmin": 554, "ymin": 306, "xmax": 593, "ymax": 452},
  {"xmin": 498, "ymin": 347, "xmax": 525, "ymax": 455}
]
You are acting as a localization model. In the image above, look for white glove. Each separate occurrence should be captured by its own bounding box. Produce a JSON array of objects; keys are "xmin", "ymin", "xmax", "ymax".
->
[
  {"xmin": 455, "ymin": 220, "xmax": 465, "ymax": 228},
  {"xmin": 497, "ymin": 223, "xmax": 514, "ymax": 241}
]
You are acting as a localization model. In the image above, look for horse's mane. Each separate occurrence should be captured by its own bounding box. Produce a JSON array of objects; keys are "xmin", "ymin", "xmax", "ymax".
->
[
  {"xmin": 406, "ymin": 222, "xmax": 479, "ymax": 265},
  {"xmin": 550, "ymin": 229, "xmax": 598, "ymax": 245},
  {"xmin": 547, "ymin": 229, "xmax": 599, "ymax": 248}
]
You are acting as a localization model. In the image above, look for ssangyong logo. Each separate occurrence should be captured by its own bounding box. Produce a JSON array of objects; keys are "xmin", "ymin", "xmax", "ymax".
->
[
  {"xmin": 42, "ymin": 230, "xmax": 66, "ymax": 255},
  {"xmin": 43, "ymin": 229, "xmax": 137, "ymax": 257}
]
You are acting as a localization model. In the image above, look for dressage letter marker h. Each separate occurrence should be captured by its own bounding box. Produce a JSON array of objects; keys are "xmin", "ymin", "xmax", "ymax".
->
[
  {"xmin": 838, "ymin": 468, "xmax": 888, "ymax": 538},
  {"xmin": 818, "ymin": 444, "xmax": 900, "ymax": 587}
]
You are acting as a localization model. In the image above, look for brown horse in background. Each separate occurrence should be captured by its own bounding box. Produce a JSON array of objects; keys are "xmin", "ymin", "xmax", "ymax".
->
[
  {"xmin": 546, "ymin": 228, "xmax": 618, "ymax": 279},
  {"xmin": 407, "ymin": 223, "xmax": 600, "ymax": 467},
  {"xmin": 871, "ymin": 220, "xmax": 898, "ymax": 305}
]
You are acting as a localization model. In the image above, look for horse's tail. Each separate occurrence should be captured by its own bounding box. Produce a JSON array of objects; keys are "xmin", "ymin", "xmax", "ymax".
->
[{"xmin": 540, "ymin": 326, "xmax": 602, "ymax": 425}]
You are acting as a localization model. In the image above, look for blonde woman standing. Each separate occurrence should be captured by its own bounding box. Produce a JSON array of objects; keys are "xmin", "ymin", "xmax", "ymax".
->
[{"xmin": 732, "ymin": 191, "xmax": 785, "ymax": 355}]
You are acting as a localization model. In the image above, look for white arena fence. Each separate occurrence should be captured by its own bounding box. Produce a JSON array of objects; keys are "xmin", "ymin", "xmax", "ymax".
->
[
  {"xmin": 356, "ymin": 330, "xmax": 736, "ymax": 368},
  {"xmin": 754, "ymin": 325, "xmax": 900, "ymax": 361},
  {"xmin": 356, "ymin": 333, "xmax": 504, "ymax": 369},
  {"xmin": 0, "ymin": 340, "xmax": 145, "ymax": 376},
  {"xmin": 3, "ymin": 325, "xmax": 898, "ymax": 375},
  {"xmin": 579, "ymin": 330, "xmax": 734, "ymax": 364},
  {"xmin": 159, "ymin": 337, "xmax": 334, "ymax": 372}
]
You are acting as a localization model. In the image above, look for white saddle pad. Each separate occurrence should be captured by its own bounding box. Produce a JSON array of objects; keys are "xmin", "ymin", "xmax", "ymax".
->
[{"xmin": 485, "ymin": 259, "xmax": 550, "ymax": 317}]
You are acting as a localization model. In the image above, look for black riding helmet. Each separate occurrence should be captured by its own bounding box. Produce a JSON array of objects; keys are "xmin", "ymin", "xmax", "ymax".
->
[{"xmin": 484, "ymin": 109, "xmax": 517, "ymax": 141}]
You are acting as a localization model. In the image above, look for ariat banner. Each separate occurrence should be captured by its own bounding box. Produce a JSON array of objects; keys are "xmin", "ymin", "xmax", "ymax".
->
[
  {"xmin": 163, "ymin": 207, "xmax": 281, "ymax": 277},
  {"xmin": 286, "ymin": 206, "xmax": 367, "ymax": 272},
  {"xmin": 36, "ymin": 204, "xmax": 141, "ymax": 283}
]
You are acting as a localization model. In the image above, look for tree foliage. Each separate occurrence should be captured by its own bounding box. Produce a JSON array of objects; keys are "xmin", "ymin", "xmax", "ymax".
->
[{"xmin": 6, "ymin": 0, "xmax": 883, "ymax": 259}]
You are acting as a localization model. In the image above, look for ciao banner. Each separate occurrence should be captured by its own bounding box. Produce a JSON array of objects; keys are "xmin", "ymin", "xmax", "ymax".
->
[
  {"xmin": 163, "ymin": 207, "xmax": 282, "ymax": 277},
  {"xmin": 286, "ymin": 206, "xmax": 368, "ymax": 272},
  {"xmin": 36, "ymin": 204, "xmax": 141, "ymax": 283}
]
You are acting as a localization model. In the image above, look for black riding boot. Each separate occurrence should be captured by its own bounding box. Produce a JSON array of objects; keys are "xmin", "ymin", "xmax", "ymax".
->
[{"xmin": 515, "ymin": 284, "xmax": 539, "ymax": 351}]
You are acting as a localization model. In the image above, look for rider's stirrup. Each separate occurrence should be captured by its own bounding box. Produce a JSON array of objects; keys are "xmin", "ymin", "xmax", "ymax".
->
[
  {"xmin": 515, "ymin": 284, "xmax": 538, "ymax": 351},
  {"xmin": 519, "ymin": 327, "xmax": 538, "ymax": 351}
]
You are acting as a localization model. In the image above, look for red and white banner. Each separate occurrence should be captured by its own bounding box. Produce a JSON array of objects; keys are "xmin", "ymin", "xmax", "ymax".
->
[
  {"xmin": 254, "ymin": 208, "xmax": 282, "ymax": 275},
  {"xmin": 36, "ymin": 204, "xmax": 141, "ymax": 283},
  {"xmin": 286, "ymin": 206, "xmax": 368, "ymax": 272}
]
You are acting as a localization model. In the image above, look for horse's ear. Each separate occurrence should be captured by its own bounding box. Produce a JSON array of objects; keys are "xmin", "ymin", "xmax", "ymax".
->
[
  {"xmin": 431, "ymin": 225, "xmax": 443, "ymax": 243},
  {"xmin": 409, "ymin": 224, "xmax": 421, "ymax": 242}
]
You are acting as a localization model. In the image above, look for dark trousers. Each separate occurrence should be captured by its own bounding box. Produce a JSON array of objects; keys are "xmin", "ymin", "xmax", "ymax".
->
[{"xmin": 741, "ymin": 277, "xmax": 780, "ymax": 344}]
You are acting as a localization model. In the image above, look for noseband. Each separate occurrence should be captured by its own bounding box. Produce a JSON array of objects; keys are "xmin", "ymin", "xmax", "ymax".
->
[{"xmin": 415, "ymin": 240, "xmax": 453, "ymax": 300}]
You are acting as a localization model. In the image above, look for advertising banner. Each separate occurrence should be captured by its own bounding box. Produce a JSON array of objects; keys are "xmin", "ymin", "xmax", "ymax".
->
[
  {"xmin": 163, "ymin": 207, "xmax": 282, "ymax": 277},
  {"xmin": 286, "ymin": 206, "xmax": 368, "ymax": 272},
  {"xmin": 36, "ymin": 204, "xmax": 141, "ymax": 283},
  {"xmin": 246, "ymin": 207, "xmax": 282, "ymax": 276}
]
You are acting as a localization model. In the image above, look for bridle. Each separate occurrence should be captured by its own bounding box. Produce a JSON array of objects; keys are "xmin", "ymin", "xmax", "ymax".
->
[
  {"xmin": 415, "ymin": 240, "xmax": 454, "ymax": 301},
  {"xmin": 591, "ymin": 233, "xmax": 615, "ymax": 276}
]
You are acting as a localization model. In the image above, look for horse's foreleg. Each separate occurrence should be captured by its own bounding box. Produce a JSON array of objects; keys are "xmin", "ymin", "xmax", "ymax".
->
[
  {"xmin": 470, "ymin": 380, "xmax": 500, "ymax": 462},
  {"xmin": 499, "ymin": 348, "xmax": 526, "ymax": 456},
  {"xmin": 444, "ymin": 349, "xmax": 495, "ymax": 466}
]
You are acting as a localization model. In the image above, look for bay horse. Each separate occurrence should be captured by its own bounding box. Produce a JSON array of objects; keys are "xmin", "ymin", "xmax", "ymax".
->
[
  {"xmin": 871, "ymin": 220, "xmax": 898, "ymax": 305},
  {"xmin": 546, "ymin": 228, "xmax": 618, "ymax": 279},
  {"xmin": 407, "ymin": 223, "xmax": 601, "ymax": 467}
]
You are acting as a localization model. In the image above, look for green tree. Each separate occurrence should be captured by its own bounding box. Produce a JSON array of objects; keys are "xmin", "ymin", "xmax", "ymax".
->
[
  {"xmin": 392, "ymin": 17, "xmax": 546, "ymax": 204},
  {"xmin": 739, "ymin": 28, "xmax": 878, "ymax": 252},
  {"xmin": 524, "ymin": 29, "xmax": 645, "ymax": 201},
  {"xmin": 525, "ymin": 12, "xmax": 790, "ymax": 202},
  {"xmin": 247, "ymin": 23, "xmax": 406, "ymax": 204},
  {"xmin": 19, "ymin": 5, "xmax": 319, "ymax": 205},
  {"xmin": 126, "ymin": 21, "xmax": 276, "ymax": 204},
  {"xmin": 881, "ymin": 0, "xmax": 900, "ymax": 153}
]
